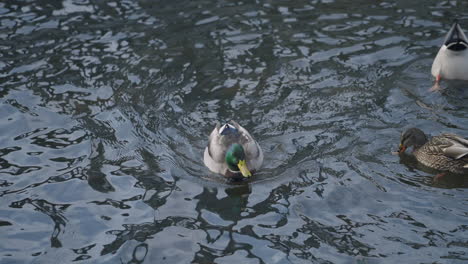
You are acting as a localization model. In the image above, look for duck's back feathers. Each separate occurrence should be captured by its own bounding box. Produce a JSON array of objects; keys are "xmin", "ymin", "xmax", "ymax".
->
[
  {"xmin": 438, "ymin": 134, "xmax": 468, "ymax": 159},
  {"xmin": 415, "ymin": 133, "xmax": 468, "ymax": 174}
]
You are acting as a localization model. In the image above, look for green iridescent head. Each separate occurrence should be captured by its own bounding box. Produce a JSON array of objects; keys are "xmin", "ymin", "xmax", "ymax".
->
[{"xmin": 225, "ymin": 144, "xmax": 252, "ymax": 177}]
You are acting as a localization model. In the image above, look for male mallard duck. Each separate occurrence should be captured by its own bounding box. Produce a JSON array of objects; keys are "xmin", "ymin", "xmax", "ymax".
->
[
  {"xmin": 204, "ymin": 121, "xmax": 263, "ymax": 179},
  {"xmin": 398, "ymin": 128, "xmax": 468, "ymax": 177},
  {"xmin": 431, "ymin": 21, "xmax": 468, "ymax": 90}
]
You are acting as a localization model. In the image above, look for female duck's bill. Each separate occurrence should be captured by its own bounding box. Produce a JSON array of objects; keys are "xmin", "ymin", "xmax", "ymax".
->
[{"xmin": 430, "ymin": 21, "xmax": 468, "ymax": 91}]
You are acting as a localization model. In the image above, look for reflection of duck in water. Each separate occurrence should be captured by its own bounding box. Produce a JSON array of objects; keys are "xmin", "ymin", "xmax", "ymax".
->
[
  {"xmin": 204, "ymin": 121, "xmax": 263, "ymax": 180},
  {"xmin": 397, "ymin": 128, "xmax": 468, "ymax": 180},
  {"xmin": 195, "ymin": 185, "xmax": 251, "ymax": 223},
  {"xmin": 431, "ymin": 21, "xmax": 468, "ymax": 91}
]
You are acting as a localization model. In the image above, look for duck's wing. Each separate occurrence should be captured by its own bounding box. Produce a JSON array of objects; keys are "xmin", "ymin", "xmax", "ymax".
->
[
  {"xmin": 438, "ymin": 134, "xmax": 468, "ymax": 160},
  {"xmin": 204, "ymin": 146, "xmax": 227, "ymax": 175},
  {"xmin": 204, "ymin": 122, "xmax": 228, "ymax": 174},
  {"xmin": 205, "ymin": 122, "xmax": 226, "ymax": 163},
  {"xmin": 426, "ymin": 134, "xmax": 468, "ymax": 162}
]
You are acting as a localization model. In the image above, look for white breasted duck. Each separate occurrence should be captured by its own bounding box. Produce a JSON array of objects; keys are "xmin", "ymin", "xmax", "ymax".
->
[{"xmin": 431, "ymin": 21, "xmax": 468, "ymax": 90}]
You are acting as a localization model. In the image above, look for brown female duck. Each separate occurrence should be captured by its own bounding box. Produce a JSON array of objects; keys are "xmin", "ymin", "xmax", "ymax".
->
[{"xmin": 398, "ymin": 128, "xmax": 468, "ymax": 177}]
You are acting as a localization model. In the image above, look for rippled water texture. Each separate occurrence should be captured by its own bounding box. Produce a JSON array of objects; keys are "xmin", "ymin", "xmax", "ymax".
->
[{"xmin": 1, "ymin": 0, "xmax": 468, "ymax": 263}]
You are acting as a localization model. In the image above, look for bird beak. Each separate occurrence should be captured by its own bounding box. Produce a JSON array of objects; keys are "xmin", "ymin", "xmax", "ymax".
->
[
  {"xmin": 237, "ymin": 160, "xmax": 252, "ymax": 178},
  {"xmin": 398, "ymin": 144, "xmax": 406, "ymax": 154}
]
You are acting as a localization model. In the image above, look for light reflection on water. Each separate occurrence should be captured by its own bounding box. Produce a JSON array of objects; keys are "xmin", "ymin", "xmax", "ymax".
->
[{"xmin": 1, "ymin": 0, "xmax": 468, "ymax": 263}]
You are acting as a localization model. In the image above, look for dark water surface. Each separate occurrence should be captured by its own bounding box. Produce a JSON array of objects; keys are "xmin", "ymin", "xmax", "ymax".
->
[{"xmin": 1, "ymin": 0, "xmax": 468, "ymax": 263}]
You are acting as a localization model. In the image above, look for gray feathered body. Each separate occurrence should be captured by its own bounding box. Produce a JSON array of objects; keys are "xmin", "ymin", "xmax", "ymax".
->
[{"xmin": 203, "ymin": 121, "xmax": 263, "ymax": 177}]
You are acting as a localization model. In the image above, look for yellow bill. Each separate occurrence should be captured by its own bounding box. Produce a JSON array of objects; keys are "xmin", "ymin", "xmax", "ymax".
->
[{"xmin": 237, "ymin": 160, "xmax": 252, "ymax": 178}]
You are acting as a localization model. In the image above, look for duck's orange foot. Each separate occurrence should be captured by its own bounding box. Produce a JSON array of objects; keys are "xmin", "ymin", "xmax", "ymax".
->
[{"xmin": 429, "ymin": 75, "xmax": 441, "ymax": 92}]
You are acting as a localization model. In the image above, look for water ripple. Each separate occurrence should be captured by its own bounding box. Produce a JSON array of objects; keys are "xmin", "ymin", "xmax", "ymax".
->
[{"xmin": 1, "ymin": 0, "xmax": 468, "ymax": 263}]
